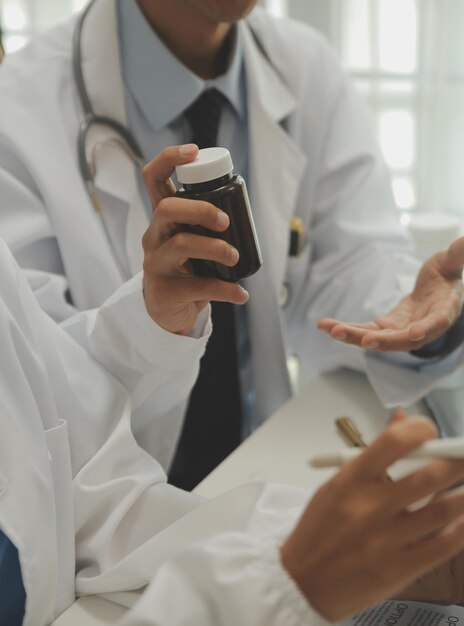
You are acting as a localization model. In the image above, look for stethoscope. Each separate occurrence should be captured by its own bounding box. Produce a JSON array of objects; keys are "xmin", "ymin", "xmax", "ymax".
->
[
  {"xmin": 73, "ymin": 0, "xmax": 280, "ymax": 210},
  {"xmin": 72, "ymin": 0, "xmax": 291, "ymax": 287},
  {"xmin": 73, "ymin": 0, "xmax": 145, "ymax": 217}
]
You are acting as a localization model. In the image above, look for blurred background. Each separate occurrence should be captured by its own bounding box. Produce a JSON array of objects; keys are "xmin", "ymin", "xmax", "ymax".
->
[{"xmin": 1, "ymin": 0, "xmax": 464, "ymax": 240}]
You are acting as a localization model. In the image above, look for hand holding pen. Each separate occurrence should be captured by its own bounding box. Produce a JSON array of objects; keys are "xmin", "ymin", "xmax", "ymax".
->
[{"xmin": 281, "ymin": 416, "xmax": 464, "ymax": 620}]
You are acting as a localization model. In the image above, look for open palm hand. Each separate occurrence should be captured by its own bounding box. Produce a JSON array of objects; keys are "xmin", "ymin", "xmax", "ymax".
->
[{"xmin": 318, "ymin": 238, "xmax": 464, "ymax": 352}]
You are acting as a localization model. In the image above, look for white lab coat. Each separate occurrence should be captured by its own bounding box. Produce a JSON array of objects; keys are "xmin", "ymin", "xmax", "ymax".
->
[
  {"xmin": 0, "ymin": 0, "xmax": 462, "ymax": 462},
  {"xmin": 0, "ymin": 239, "xmax": 327, "ymax": 626}
]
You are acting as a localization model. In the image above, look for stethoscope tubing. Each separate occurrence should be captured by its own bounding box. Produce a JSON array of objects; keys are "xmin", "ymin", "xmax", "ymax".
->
[{"xmin": 73, "ymin": 0, "xmax": 144, "ymax": 188}]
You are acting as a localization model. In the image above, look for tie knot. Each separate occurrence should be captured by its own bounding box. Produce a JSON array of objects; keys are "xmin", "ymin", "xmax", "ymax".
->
[{"xmin": 184, "ymin": 88, "xmax": 228, "ymax": 149}]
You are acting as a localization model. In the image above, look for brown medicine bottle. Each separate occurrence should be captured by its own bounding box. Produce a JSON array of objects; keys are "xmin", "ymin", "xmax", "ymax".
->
[{"xmin": 175, "ymin": 147, "xmax": 262, "ymax": 282}]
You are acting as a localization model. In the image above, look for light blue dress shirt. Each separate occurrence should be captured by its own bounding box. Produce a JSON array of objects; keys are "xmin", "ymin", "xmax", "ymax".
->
[{"xmin": 117, "ymin": 0, "xmax": 255, "ymax": 435}]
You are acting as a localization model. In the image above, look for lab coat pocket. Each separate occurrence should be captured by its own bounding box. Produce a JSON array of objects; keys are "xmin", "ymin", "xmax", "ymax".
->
[
  {"xmin": 44, "ymin": 419, "xmax": 76, "ymax": 616},
  {"xmin": 282, "ymin": 243, "xmax": 311, "ymax": 309}
]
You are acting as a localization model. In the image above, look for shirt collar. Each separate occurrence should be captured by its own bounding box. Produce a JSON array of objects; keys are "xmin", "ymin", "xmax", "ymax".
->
[{"xmin": 117, "ymin": 0, "xmax": 245, "ymax": 132}]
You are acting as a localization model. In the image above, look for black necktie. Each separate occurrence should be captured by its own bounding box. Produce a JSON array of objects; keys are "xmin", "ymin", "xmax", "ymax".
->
[{"xmin": 168, "ymin": 89, "xmax": 243, "ymax": 490}]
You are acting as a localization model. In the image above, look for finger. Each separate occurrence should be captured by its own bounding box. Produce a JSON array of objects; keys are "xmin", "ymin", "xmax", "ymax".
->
[
  {"xmin": 160, "ymin": 232, "xmax": 239, "ymax": 270},
  {"xmin": 154, "ymin": 197, "xmax": 230, "ymax": 234},
  {"xmin": 142, "ymin": 144, "xmax": 199, "ymax": 209},
  {"xmin": 345, "ymin": 417, "xmax": 438, "ymax": 481},
  {"xmin": 400, "ymin": 516, "xmax": 464, "ymax": 582},
  {"xmin": 169, "ymin": 275, "xmax": 250, "ymax": 306},
  {"xmin": 443, "ymin": 236, "xmax": 464, "ymax": 277},
  {"xmin": 317, "ymin": 318, "xmax": 379, "ymax": 335},
  {"xmin": 407, "ymin": 310, "xmax": 454, "ymax": 344},
  {"xmin": 358, "ymin": 325, "xmax": 445, "ymax": 352},
  {"xmin": 391, "ymin": 487, "xmax": 464, "ymax": 547},
  {"xmin": 326, "ymin": 324, "xmax": 407, "ymax": 349},
  {"xmin": 387, "ymin": 457, "xmax": 464, "ymax": 512},
  {"xmin": 360, "ymin": 327, "xmax": 414, "ymax": 351}
]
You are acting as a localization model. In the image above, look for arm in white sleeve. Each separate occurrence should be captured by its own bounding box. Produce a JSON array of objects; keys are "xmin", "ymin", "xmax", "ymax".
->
[
  {"xmin": 0, "ymin": 154, "xmax": 209, "ymax": 461},
  {"xmin": 72, "ymin": 406, "xmax": 330, "ymax": 626},
  {"xmin": 291, "ymin": 42, "xmax": 464, "ymax": 404},
  {"xmin": 74, "ymin": 413, "xmax": 330, "ymax": 626},
  {"xmin": 117, "ymin": 534, "xmax": 331, "ymax": 626},
  {"xmin": 0, "ymin": 239, "xmax": 329, "ymax": 626},
  {"xmin": 287, "ymin": 42, "xmax": 419, "ymax": 383}
]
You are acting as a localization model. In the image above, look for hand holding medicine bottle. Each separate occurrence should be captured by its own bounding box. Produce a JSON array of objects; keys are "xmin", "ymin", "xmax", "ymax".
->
[{"xmin": 141, "ymin": 144, "xmax": 252, "ymax": 335}]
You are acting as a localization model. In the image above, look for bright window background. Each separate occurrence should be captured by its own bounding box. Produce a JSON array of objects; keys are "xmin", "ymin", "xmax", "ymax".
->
[
  {"xmin": 0, "ymin": 0, "xmax": 87, "ymax": 53},
  {"xmin": 2, "ymin": 0, "xmax": 464, "ymax": 217},
  {"xmin": 263, "ymin": 0, "xmax": 464, "ymax": 218}
]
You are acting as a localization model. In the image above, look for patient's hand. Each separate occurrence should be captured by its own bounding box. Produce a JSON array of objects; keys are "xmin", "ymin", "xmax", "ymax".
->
[
  {"xmin": 280, "ymin": 417, "xmax": 464, "ymax": 622},
  {"xmin": 318, "ymin": 237, "xmax": 464, "ymax": 353},
  {"xmin": 396, "ymin": 547, "xmax": 464, "ymax": 605}
]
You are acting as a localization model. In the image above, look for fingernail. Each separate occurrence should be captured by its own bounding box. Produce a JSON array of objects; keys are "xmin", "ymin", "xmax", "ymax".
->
[
  {"xmin": 179, "ymin": 144, "xmax": 197, "ymax": 156},
  {"xmin": 229, "ymin": 247, "xmax": 239, "ymax": 265},
  {"xmin": 334, "ymin": 332, "xmax": 348, "ymax": 341},
  {"xmin": 216, "ymin": 210, "xmax": 229, "ymax": 229},
  {"xmin": 412, "ymin": 335, "xmax": 426, "ymax": 342},
  {"xmin": 239, "ymin": 286, "xmax": 249, "ymax": 302},
  {"xmin": 366, "ymin": 341, "xmax": 380, "ymax": 349}
]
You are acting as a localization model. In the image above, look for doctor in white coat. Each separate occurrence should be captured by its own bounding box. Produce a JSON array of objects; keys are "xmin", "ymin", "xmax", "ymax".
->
[
  {"xmin": 1, "ymin": 0, "xmax": 464, "ymax": 476},
  {"xmin": 2, "ymin": 237, "xmax": 464, "ymax": 625}
]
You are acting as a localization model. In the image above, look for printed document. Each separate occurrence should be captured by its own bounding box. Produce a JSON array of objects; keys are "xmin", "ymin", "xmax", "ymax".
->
[{"xmin": 341, "ymin": 600, "xmax": 464, "ymax": 625}]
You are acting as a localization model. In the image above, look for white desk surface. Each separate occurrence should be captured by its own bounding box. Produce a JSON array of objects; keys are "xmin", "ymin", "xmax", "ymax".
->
[{"xmin": 52, "ymin": 369, "xmax": 428, "ymax": 625}]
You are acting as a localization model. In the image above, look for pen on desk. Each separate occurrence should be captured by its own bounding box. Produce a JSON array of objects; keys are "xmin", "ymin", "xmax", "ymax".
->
[
  {"xmin": 335, "ymin": 416, "xmax": 393, "ymax": 481},
  {"xmin": 309, "ymin": 436, "xmax": 464, "ymax": 468},
  {"xmin": 335, "ymin": 417, "xmax": 367, "ymax": 448}
]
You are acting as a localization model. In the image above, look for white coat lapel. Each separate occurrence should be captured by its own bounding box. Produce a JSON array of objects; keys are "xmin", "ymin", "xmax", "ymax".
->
[
  {"xmin": 241, "ymin": 19, "xmax": 307, "ymax": 293},
  {"xmin": 81, "ymin": 0, "xmax": 148, "ymax": 277},
  {"xmin": 240, "ymin": 20, "xmax": 307, "ymax": 421}
]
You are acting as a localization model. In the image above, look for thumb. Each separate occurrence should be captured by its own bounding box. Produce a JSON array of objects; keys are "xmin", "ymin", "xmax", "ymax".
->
[
  {"xmin": 142, "ymin": 144, "xmax": 199, "ymax": 211},
  {"xmin": 442, "ymin": 236, "xmax": 464, "ymax": 278}
]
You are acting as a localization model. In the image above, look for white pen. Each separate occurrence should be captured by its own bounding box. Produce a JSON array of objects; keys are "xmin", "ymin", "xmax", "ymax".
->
[{"xmin": 309, "ymin": 436, "xmax": 464, "ymax": 468}]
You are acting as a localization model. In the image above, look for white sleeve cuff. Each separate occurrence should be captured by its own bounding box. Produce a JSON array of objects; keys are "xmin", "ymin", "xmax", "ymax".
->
[
  {"xmin": 94, "ymin": 272, "xmax": 212, "ymax": 372},
  {"xmin": 364, "ymin": 343, "xmax": 464, "ymax": 408},
  {"xmin": 257, "ymin": 541, "xmax": 334, "ymax": 626}
]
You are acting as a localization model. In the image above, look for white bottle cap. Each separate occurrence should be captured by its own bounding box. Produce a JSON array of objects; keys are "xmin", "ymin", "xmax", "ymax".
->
[{"xmin": 176, "ymin": 147, "xmax": 234, "ymax": 185}]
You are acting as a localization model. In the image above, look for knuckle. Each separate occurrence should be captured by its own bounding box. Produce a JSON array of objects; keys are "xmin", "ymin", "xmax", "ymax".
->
[
  {"xmin": 339, "ymin": 498, "xmax": 369, "ymax": 527},
  {"xmin": 142, "ymin": 249, "xmax": 157, "ymax": 275},
  {"xmin": 432, "ymin": 533, "xmax": 457, "ymax": 558},
  {"xmin": 161, "ymin": 146, "xmax": 172, "ymax": 160},
  {"xmin": 198, "ymin": 200, "xmax": 215, "ymax": 217},
  {"xmin": 141, "ymin": 163, "xmax": 151, "ymax": 182},
  {"xmin": 383, "ymin": 429, "xmax": 405, "ymax": 451},
  {"xmin": 156, "ymin": 197, "xmax": 171, "ymax": 216},
  {"xmin": 141, "ymin": 228, "xmax": 152, "ymax": 252},
  {"xmin": 418, "ymin": 419, "xmax": 439, "ymax": 440},
  {"xmin": 329, "ymin": 467, "xmax": 354, "ymax": 492},
  {"xmin": 205, "ymin": 237, "xmax": 225, "ymax": 258},
  {"xmin": 430, "ymin": 497, "xmax": 456, "ymax": 524},
  {"xmin": 171, "ymin": 231, "xmax": 190, "ymax": 252},
  {"xmin": 216, "ymin": 239, "xmax": 231, "ymax": 258},
  {"xmin": 411, "ymin": 466, "xmax": 439, "ymax": 492}
]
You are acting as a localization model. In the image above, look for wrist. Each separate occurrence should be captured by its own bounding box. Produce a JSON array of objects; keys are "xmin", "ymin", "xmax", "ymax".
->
[
  {"xmin": 279, "ymin": 539, "xmax": 341, "ymax": 623},
  {"xmin": 279, "ymin": 541, "xmax": 317, "ymax": 614}
]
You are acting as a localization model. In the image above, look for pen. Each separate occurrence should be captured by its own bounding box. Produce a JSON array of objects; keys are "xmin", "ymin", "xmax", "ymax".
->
[
  {"xmin": 334, "ymin": 416, "xmax": 392, "ymax": 481},
  {"xmin": 309, "ymin": 436, "xmax": 464, "ymax": 468},
  {"xmin": 335, "ymin": 417, "xmax": 367, "ymax": 448}
]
